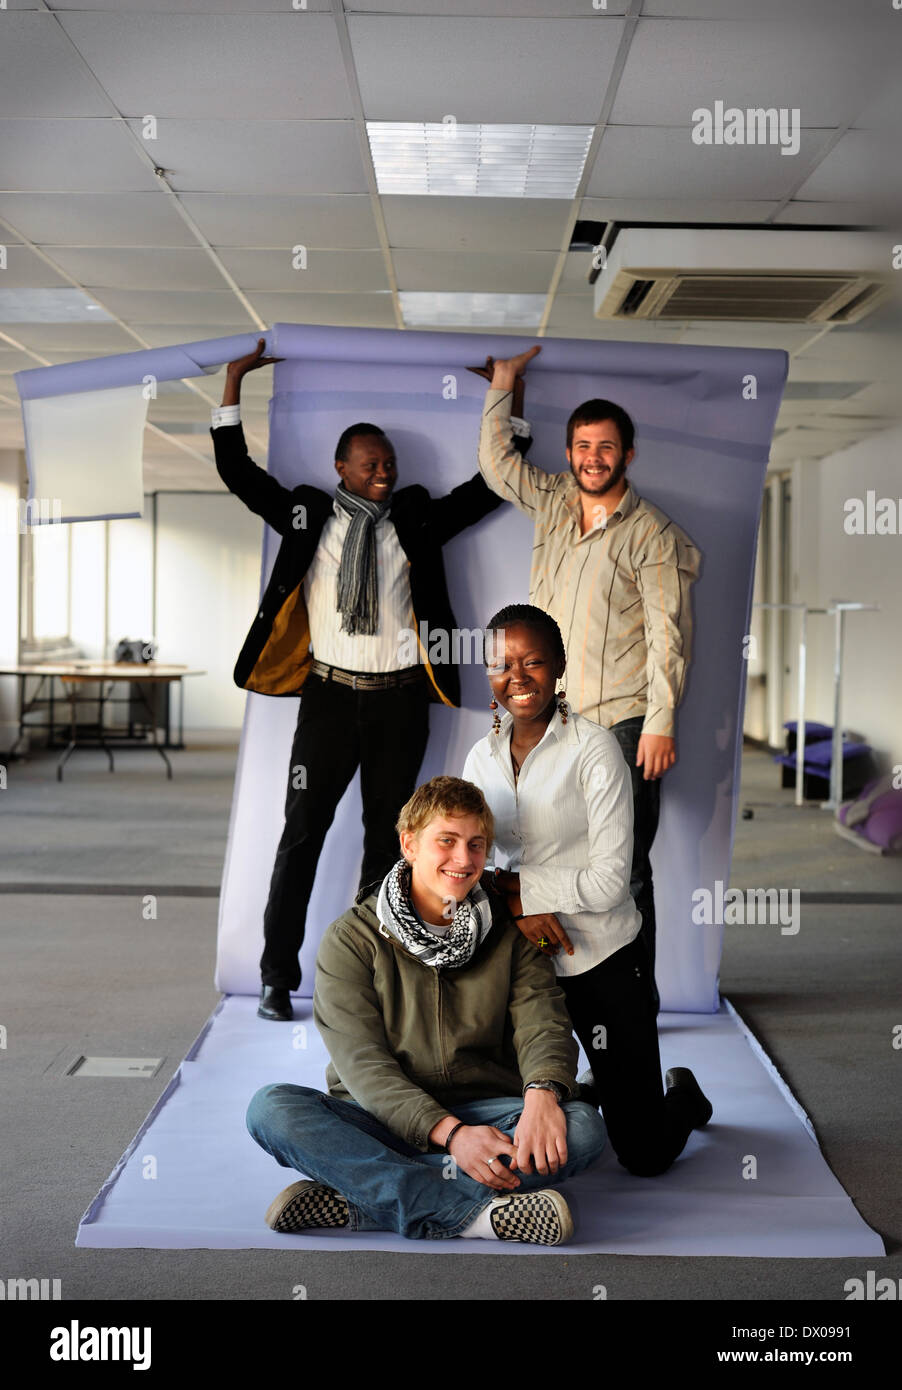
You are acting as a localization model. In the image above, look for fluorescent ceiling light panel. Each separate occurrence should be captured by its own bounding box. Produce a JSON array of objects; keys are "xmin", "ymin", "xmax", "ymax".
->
[
  {"xmin": 0, "ymin": 289, "xmax": 113, "ymax": 324},
  {"xmin": 367, "ymin": 123, "xmax": 593, "ymax": 198},
  {"xmin": 399, "ymin": 292, "xmax": 545, "ymax": 327}
]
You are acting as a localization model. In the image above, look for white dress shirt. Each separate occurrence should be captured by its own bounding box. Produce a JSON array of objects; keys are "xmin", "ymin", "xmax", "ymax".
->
[
  {"xmin": 212, "ymin": 406, "xmax": 415, "ymax": 672},
  {"xmin": 461, "ymin": 707, "xmax": 641, "ymax": 977}
]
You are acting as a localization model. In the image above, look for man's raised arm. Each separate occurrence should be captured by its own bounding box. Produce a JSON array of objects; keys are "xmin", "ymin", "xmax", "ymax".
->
[
  {"xmin": 210, "ymin": 338, "xmax": 293, "ymax": 536},
  {"xmin": 477, "ymin": 346, "xmax": 551, "ymax": 519}
]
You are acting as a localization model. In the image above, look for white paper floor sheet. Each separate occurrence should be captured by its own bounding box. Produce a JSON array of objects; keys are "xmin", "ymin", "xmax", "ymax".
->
[{"xmin": 76, "ymin": 995, "xmax": 884, "ymax": 1257}]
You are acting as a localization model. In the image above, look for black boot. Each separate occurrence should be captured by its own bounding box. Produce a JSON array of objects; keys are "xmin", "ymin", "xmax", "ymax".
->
[{"xmin": 258, "ymin": 986, "xmax": 293, "ymax": 1022}]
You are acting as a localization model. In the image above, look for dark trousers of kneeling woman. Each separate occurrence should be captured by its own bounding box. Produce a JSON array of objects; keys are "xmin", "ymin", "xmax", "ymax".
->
[{"xmin": 560, "ymin": 935, "xmax": 700, "ymax": 1177}]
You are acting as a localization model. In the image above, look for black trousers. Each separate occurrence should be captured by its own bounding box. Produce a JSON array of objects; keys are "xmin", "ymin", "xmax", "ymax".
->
[
  {"xmin": 610, "ymin": 715, "xmax": 662, "ymax": 1011},
  {"xmin": 559, "ymin": 937, "xmax": 697, "ymax": 1176},
  {"xmin": 260, "ymin": 672, "xmax": 431, "ymax": 990}
]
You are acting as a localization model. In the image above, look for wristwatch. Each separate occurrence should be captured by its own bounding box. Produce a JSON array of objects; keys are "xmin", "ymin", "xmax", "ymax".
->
[{"xmin": 524, "ymin": 1080, "xmax": 567, "ymax": 1103}]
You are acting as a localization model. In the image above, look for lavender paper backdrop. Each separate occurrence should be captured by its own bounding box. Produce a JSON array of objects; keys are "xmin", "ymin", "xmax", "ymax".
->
[{"xmin": 216, "ymin": 323, "xmax": 787, "ymax": 1013}]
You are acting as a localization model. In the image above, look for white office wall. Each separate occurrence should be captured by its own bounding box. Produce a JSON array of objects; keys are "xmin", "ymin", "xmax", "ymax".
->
[
  {"xmin": 70, "ymin": 521, "xmax": 107, "ymax": 659},
  {"xmin": 107, "ymin": 511, "xmax": 154, "ymax": 652},
  {"xmin": 778, "ymin": 427, "xmax": 901, "ymax": 766},
  {"xmin": 0, "ymin": 449, "xmax": 22, "ymax": 747},
  {"xmin": 154, "ymin": 493, "xmax": 262, "ymax": 730}
]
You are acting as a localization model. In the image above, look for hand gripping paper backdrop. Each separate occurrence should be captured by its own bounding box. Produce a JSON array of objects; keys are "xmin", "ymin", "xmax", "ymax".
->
[{"xmin": 216, "ymin": 323, "xmax": 787, "ymax": 1014}]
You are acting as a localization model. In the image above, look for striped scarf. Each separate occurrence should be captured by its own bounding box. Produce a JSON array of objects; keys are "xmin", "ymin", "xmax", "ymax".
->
[
  {"xmin": 333, "ymin": 483, "xmax": 391, "ymax": 636},
  {"xmin": 375, "ymin": 859, "xmax": 494, "ymax": 970}
]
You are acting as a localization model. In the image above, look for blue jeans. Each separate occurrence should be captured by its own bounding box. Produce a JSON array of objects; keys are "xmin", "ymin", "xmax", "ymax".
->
[{"xmin": 246, "ymin": 1084, "xmax": 607, "ymax": 1240}]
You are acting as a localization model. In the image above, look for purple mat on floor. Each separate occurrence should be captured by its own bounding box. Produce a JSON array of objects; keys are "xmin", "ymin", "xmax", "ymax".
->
[{"xmin": 76, "ymin": 994, "xmax": 884, "ymax": 1257}]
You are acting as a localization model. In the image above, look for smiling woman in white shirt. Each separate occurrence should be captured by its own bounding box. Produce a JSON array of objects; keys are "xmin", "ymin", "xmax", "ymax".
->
[{"xmin": 461, "ymin": 603, "xmax": 713, "ymax": 1177}]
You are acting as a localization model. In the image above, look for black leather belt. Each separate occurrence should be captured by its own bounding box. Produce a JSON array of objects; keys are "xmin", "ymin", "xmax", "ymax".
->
[{"xmin": 310, "ymin": 660, "xmax": 424, "ymax": 692}]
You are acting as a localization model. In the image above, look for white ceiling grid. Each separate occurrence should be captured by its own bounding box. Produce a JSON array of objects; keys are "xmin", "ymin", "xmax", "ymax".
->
[{"xmin": 0, "ymin": 2, "xmax": 898, "ymax": 487}]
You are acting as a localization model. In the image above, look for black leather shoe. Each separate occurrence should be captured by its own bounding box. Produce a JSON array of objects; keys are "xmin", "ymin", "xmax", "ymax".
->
[
  {"xmin": 665, "ymin": 1066, "xmax": 713, "ymax": 1128},
  {"xmin": 257, "ymin": 987, "xmax": 293, "ymax": 1022}
]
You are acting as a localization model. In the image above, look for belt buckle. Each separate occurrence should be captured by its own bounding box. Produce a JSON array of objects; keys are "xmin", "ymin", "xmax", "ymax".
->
[{"xmin": 351, "ymin": 674, "xmax": 358, "ymax": 691}]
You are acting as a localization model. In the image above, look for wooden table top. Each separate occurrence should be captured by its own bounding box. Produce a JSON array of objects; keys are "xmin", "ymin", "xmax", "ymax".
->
[{"xmin": 0, "ymin": 662, "xmax": 205, "ymax": 681}]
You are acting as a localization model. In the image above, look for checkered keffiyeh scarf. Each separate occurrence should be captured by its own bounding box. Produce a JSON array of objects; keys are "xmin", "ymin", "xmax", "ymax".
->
[
  {"xmin": 375, "ymin": 859, "xmax": 494, "ymax": 969},
  {"xmin": 333, "ymin": 483, "xmax": 391, "ymax": 636}
]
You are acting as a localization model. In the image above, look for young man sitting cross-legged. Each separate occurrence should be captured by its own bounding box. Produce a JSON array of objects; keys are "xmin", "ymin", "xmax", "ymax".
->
[{"xmin": 246, "ymin": 776, "xmax": 606, "ymax": 1244}]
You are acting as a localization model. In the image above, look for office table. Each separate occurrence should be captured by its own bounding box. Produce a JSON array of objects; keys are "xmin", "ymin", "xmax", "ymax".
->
[{"xmin": 1, "ymin": 662, "xmax": 205, "ymax": 779}]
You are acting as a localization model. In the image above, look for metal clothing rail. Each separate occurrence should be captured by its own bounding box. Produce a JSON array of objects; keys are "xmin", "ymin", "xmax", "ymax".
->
[{"xmin": 753, "ymin": 601, "xmax": 879, "ymax": 809}]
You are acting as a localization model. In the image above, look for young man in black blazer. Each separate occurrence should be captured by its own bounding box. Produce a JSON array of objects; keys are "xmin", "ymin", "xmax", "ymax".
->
[{"xmin": 211, "ymin": 340, "xmax": 510, "ymax": 1020}]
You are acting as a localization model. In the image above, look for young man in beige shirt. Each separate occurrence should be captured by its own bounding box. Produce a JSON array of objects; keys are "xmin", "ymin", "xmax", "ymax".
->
[{"xmin": 476, "ymin": 346, "xmax": 701, "ymax": 1007}]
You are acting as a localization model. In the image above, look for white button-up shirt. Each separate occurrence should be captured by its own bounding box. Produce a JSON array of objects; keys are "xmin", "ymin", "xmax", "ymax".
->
[
  {"xmin": 461, "ymin": 707, "xmax": 641, "ymax": 977},
  {"xmin": 212, "ymin": 405, "xmax": 415, "ymax": 673},
  {"xmin": 303, "ymin": 502, "xmax": 415, "ymax": 673}
]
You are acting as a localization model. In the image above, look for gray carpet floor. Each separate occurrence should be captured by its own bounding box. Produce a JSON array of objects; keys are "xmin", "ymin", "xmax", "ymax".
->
[{"xmin": 1, "ymin": 737, "xmax": 899, "ymax": 1300}]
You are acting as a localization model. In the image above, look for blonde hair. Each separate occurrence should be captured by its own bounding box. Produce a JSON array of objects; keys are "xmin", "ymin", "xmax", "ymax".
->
[{"xmin": 396, "ymin": 775, "xmax": 494, "ymax": 849}]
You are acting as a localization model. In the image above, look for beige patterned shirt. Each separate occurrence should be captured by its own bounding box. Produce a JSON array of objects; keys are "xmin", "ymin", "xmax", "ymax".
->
[{"xmin": 478, "ymin": 387, "xmax": 700, "ymax": 737}]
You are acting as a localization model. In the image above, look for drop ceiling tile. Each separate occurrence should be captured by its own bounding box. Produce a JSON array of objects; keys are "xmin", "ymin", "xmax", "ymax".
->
[
  {"xmin": 610, "ymin": 18, "xmax": 889, "ymax": 129},
  {"xmin": 774, "ymin": 201, "xmax": 878, "ymax": 226},
  {"xmin": 179, "ymin": 195, "xmax": 379, "ymax": 249},
  {"xmin": 350, "ymin": 0, "xmax": 624, "ymax": 11},
  {"xmin": 217, "ymin": 249, "xmax": 390, "ymax": 294},
  {"xmin": 838, "ymin": 382, "xmax": 902, "ymax": 414},
  {"xmin": 676, "ymin": 324, "xmax": 818, "ymax": 353},
  {"xmin": 46, "ymin": 248, "xmax": 227, "ymax": 292},
  {"xmin": 348, "ymin": 15, "xmax": 625, "ymax": 123},
  {"xmin": 95, "ymin": 290, "xmax": 257, "ymax": 325},
  {"xmin": 53, "ymin": 0, "xmax": 331, "ymax": 9},
  {"xmin": 0, "ymin": 120, "xmax": 158, "ymax": 192},
  {"xmin": 0, "ymin": 14, "xmax": 112, "ymax": 118},
  {"xmin": 51, "ymin": 0, "xmax": 330, "ymax": 8},
  {"xmin": 642, "ymin": 0, "xmax": 887, "ymax": 16},
  {"xmin": 250, "ymin": 293, "xmax": 397, "ymax": 328},
  {"xmin": 785, "ymin": 357, "xmax": 890, "ymax": 384},
  {"xmin": 59, "ymin": 14, "xmax": 353, "ymax": 120},
  {"xmin": 800, "ymin": 328, "xmax": 895, "ymax": 364},
  {"xmin": 558, "ymin": 252, "xmax": 597, "ymax": 291},
  {"xmin": 392, "ymin": 249, "xmax": 558, "ymax": 294},
  {"xmin": 852, "ymin": 75, "xmax": 902, "ymax": 131},
  {"xmin": 6, "ymin": 322, "xmax": 141, "ymax": 351},
  {"xmin": 579, "ymin": 197, "xmax": 780, "ymax": 222},
  {"xmin": 0, "ymin": 347, "xmax": 45, "ymax": 373},
  {"xmin": 0, "ymin": 246, "xmax": 69, "ymax": 289},
  {"xmin": 0, "ymin": 193, "xmax": 199, "ymax": 248},
  {"xmin": 794, "ymin": 130, "xmax": 900, "ymax": 203},
  {"xmin": 124, "ymin": 120, "xmax": 368, "ymax": 196},
  {"xmin": 128, "ymin": 323, "xmax": 259, "ymax": 348},
  {"xmin": 546, "ymin": 294, "xmax": 684, "ymax": 341},
  {"xmin": 587, "ymin": 126, "xmax": 829, "ymax": 201},
  {"xmin": 381, "ymin": 197, "xmax": 571, "ymax": 252}
]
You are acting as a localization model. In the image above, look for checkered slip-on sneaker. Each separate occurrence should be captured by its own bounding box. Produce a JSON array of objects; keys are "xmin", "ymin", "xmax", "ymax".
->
[
  {"xmin": 487, "ymin": 1189, "xmax": 574, "ymax": 1245},
  {"xmin": 264, "ymin": 1180, "xmax": 350, "ymax": 1233}
]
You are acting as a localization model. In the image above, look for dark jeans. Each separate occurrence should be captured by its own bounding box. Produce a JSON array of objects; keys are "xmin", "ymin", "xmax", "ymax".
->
[
  {"xmin": 610, "ymin": 715, "xmax": 661, "ymax": 1011},
  {"xmin": 246, "ymin": 1085, "xmax": 606, "ymax": 1239},
  {"xmin": 560, "ymin": 936, "xmax": 697, "ymax": 1177},
  {"xmin": 260, "ymin": 672, "xmax": 430, "ymax": 990}
]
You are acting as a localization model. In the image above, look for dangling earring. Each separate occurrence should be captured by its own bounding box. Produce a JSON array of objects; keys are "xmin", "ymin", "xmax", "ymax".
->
[
  {"xmin": 556, "ymin": 687, "xmax": 569, "ymax": 724},
  {"xmin": 489, "ymin": 695, "xmax": 501, "ymax": 735}
]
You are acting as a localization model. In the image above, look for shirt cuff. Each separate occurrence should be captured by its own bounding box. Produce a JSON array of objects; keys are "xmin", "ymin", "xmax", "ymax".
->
[
  {"xmin": 211, "ymin": 404, "xmax": 240, "ymax": 429},
  {"xmin": 509, "ymin": 415, "xmax": 531, "ymax": 439},
  {"xmin": 641, "ymin": 708, "xmax": 677, "ymax": 738}
]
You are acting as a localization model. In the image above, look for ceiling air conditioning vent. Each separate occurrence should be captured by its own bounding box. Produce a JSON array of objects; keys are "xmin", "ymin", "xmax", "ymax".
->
[{"xmin": 594, "ymin": 230, "xmax": 889, "ymax": 325}]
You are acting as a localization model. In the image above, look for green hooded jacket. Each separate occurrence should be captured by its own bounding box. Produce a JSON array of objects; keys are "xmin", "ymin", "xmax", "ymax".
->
[{"xmin": 313, "ymin": 880, "xmax": 579, "ymax": 1152}]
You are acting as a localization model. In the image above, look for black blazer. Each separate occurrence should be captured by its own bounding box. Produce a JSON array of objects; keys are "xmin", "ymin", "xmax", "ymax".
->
[{"xmin": 211, "ymin": 423, "xmax": 503, "ymax": 706}]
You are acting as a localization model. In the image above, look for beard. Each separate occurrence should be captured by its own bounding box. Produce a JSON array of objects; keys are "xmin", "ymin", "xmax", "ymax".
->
[{"xmin": 570, "ymin": 455, "xmax": 627, "ymax": 497}]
